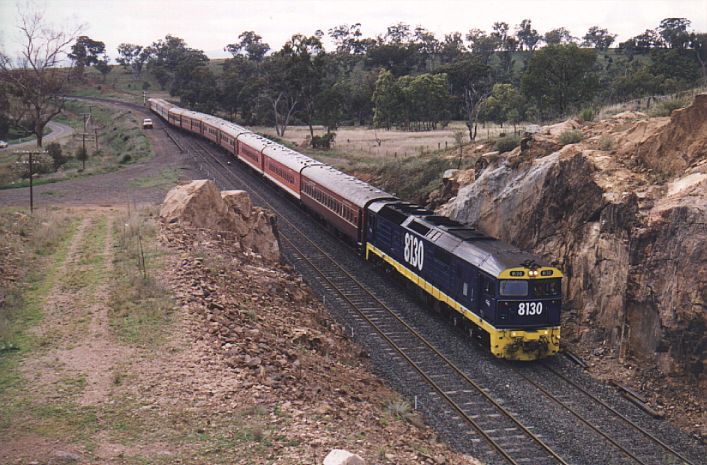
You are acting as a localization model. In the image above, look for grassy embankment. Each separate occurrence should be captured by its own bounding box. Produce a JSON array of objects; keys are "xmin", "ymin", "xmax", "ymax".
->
[
  {"xmin": 0, "ymin": 99, "xmax": 153, "ymax": 189},
  {"xmin": 0, "ymin": 207, "xmax": 177, "ymax": 460}
]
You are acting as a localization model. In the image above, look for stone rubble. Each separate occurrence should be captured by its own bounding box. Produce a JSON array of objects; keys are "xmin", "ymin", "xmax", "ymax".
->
[
  {"xmin": 156, "ymin": 221, "xmax": 484, "ymax": 464},
  {"xmin": 160, "ymin": 179, "xmax": 280, "ymax": 262}
]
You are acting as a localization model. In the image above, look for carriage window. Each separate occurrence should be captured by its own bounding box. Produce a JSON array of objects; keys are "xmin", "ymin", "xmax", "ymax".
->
[
  {"xmin": 463, "ymin": 282, "xmax": 468, "ymax": 296},
  {"xmin": 500, "ymin": 280, "xmax": 528, "ymax": 296}
]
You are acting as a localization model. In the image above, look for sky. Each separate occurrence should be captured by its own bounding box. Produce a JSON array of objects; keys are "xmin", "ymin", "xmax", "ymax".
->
[{"xmin": 1, "ymin": 0, "xmax": 706, "ymax": 60}]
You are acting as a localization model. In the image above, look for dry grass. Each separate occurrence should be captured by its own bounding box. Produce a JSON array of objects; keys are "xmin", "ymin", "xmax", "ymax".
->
[
  {"xmin": 109, "ymin": 207, "xmax": 174, "ymax": 347},
  {"xmin": 251, "ymin": 122, "xmax": 520, "ymax": 160}
]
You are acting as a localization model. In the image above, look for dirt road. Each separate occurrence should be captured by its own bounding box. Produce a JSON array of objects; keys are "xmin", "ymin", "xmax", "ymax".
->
[{"xmin": 0, "ymin": 121, "xmax": 75, "ymax": 154}]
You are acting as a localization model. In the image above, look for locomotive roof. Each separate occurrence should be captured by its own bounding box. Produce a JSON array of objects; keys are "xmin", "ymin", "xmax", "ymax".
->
[
  {"xmin": 369, "ymin": 200, "xmax": 547, "ymax": 277},
  {"xmin": 262, "ymin": 144, "xmax": 322, "ymax": 172},
  {"xmin": 238, "ymin": 131, "xmax": 275, "ymax": 151},
  {"xmin": 302, "ymin": 165, "xmax": 397, "ymax": 208}
]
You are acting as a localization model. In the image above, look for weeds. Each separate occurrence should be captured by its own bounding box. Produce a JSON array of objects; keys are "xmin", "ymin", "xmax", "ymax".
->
[
  {"xmin": 374, "ymin": 154, "xmax": 471, "ymax": 203},
  {"xmin": 597, "ymin": 134, "xmax": 614, "ymax": 151},
  {"xmin": 579, "ymin": 108, "xmax": 595, "ymax": 122},
  {"xmin": 559, "ymin": 129, "xmax": 584, "ymax": 145},
  {"xmin": 386, "ymin": 397, "xmax": 412, "ymax": 420},
  {"xmin": 648, "ymin": 97, "xmax": 689, "ymax": 117},
  {"xmin": 495, "ymin": 134, "xmax": 521, "ymax": 153},
  {"xmin": 110, "ymin": 208, "xmax": 174, "ymax": 346}
]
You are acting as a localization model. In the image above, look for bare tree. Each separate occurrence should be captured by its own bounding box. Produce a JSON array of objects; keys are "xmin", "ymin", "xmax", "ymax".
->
[{"xmin": 0, "ymin": 4, "xmax": 82, "ymax": 147}]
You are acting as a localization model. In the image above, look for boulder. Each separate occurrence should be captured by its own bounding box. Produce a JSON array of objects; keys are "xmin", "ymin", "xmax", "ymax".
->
[
  {"xmin": 323, "ymin": 449, "xmax": 365, "ymax": 465},
  {"xmin": 244, "ymin": 208, "xmax": 280, "ymax": 262},
  {"xmin": 222, "ymin": 190, "xmax": 253, "ymax": 220},
  {"xmin": 542, "ymin": 118, "xmax": 582, "ymax": 136},
  {"xmin": 161, "ymin": 180, "xmax": 280, "ymax": 262},
  {"xmin": 634, "ymin": 93, "xmax": 707, "ymax": 177},
  {"xmin": 160, "ymin": 180, "xmax": 235, "ymax": 231}
]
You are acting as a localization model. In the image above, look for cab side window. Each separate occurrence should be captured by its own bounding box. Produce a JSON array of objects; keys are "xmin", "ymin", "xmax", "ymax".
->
[{"xmin": 481, "ymin": 276, "xmax": 495, "ymax": 296}]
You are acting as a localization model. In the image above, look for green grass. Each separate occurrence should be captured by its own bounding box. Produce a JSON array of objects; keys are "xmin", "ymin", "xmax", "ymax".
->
[
  {"xmin": 109, "ymin": 211, "xmax": 175, "ymax": 347},
  {"xmin": 62, "ymin": 217, "xmax": 108, "ymax": 294},
  {"xmin": 128, "ymin": 167, "xmax": 179, "ymax": 188},
  {"xmin": 0, "ymin": 99, "xmax": 154, "ymax": 188},
  {"xmin": 5, "ymin": 125, "xmax": 52, "ymax": 145},
  {"xmin": 0, "ymin": 213, "xmax": 79, "ymax": 426}
]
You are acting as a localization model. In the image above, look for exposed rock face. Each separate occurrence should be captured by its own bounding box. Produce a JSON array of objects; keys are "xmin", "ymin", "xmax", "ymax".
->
[
  {"xmin": 440, "ymin": 95, "xmax": 707, "ymax": 383},
  {"xmin": 634, "ymin": 93, "xmax": 707, "ymax": 177},
  {"xmin": 160, "ymin": 180, "xmax": 280, "ymax": 262}
]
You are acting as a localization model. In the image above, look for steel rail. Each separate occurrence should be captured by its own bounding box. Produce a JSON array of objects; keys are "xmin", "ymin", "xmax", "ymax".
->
[
  {"xmin": 169, "ymin": 128, "xmax": 569, "ymax": 465},
  {"xmin": 538, "ymin": 363, "xmax": 695, "ymax": 465}
]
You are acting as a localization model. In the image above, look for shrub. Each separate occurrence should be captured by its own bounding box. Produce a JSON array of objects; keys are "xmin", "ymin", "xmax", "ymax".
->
[
  {"xmin": 597, "ymin": 134, "xmax": 614, "ymax": 151},
  {"xmin": 559, "ymin": 129, "xmax": 583, "ymax": 145},
  {"xmin": 311, "ymin": 132, "xmax": 336, "ymax": 149},
  {"xmin": 579, "ymin": 108, "xmax": 595, "ymax": 122},
  {"xmin": 76, "ymin": 146, "xmax": 88, "ymax": 169},
  {"xmin": 495, "ymin": 134, "xmax": 521, "ymax": 153},
  {"xmin": 119, "ymin": 154, "xmax": 132, "ymax": 164},
  {"xmin": 648, "ymin": 97, "xmax": 688, "ymax": 117},
  {"xmin": 46, "ymin": 142, "xmax": 67, "ymax": 170}
]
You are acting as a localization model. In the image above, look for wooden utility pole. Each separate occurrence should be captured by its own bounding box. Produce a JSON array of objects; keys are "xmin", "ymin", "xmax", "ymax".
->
[
  {"xmin": 76, "ymin": 112, "xmax": 96, "ymax": 169},
  {"xmin": 14, "ymin": 149, "xmax": 48, "ymax": 214}
]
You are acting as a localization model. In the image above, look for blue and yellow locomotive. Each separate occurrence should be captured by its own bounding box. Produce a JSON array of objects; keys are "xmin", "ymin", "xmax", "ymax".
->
[{"xmin": 364, "ymin": 201, "xmax": 562, "ymax": 360}]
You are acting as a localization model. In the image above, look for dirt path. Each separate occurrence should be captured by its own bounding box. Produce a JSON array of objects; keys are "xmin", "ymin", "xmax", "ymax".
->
[
  {"xmin": 22, "ymin": 214, "xmax": 123, "ymax": 396},
  {"xmin": 2, "ymin": 209, "xmax": 141, "ymax": 464}
]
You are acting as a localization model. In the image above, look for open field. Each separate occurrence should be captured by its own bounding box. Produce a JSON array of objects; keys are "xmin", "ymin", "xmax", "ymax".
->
[
  {"xmin": 252, "ymin": 121, "xmax": 515, "ymax": 160},
  {"xmin": 66, "ymin": 66, "xmax": 171, "ymax": 104}
]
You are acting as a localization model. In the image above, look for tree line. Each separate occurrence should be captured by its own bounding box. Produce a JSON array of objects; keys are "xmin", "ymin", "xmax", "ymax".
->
[
  {"xmin": 1, "ymin": 10, "xmax": 705, "ymax": 147},
  {"xmin": 115, "ymin": 17, "xmax": 697, "ymax": 141}
]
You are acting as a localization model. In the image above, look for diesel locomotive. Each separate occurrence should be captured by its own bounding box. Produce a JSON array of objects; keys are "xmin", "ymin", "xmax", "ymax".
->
[{"xmin": 149, "ymin": 98, "xmax": 563, "ymax": 360}]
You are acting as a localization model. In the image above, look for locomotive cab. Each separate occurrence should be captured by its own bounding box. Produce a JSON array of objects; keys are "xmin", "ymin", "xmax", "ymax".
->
[{"xmin": 490, "ymin": 266, "xmax": 563, "ymax": 359}]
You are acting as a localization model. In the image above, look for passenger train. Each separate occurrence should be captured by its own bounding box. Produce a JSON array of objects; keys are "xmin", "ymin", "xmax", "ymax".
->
[{"xmin": 149, "ymin": 98, "xmax": 563, "ymax": 360}]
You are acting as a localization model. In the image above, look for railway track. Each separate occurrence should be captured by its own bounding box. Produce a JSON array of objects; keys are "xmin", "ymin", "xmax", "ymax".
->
[
  {"xmin": 512, "ymin": 363, "xmax": 696, "ymax": 465},
  {"xmin": 149, "ymin": 118, "xmax": 702, "ymax": 465}
]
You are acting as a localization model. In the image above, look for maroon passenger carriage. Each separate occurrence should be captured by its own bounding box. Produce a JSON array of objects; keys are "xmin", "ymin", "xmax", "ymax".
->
[
  {"xmin": 262, "ymin": 144, "xmax": 320, "ymax": 199},
  {"xmin": 236, "ymin": 132, "xmax": 273, "ymax": 173},
  {"xmin": 148, "ymin": 97, "xmax": 396, "ymax": 245},
  {"xmin": 300, "ymin": 165, "xmax": 396, "ymax": 244}
]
